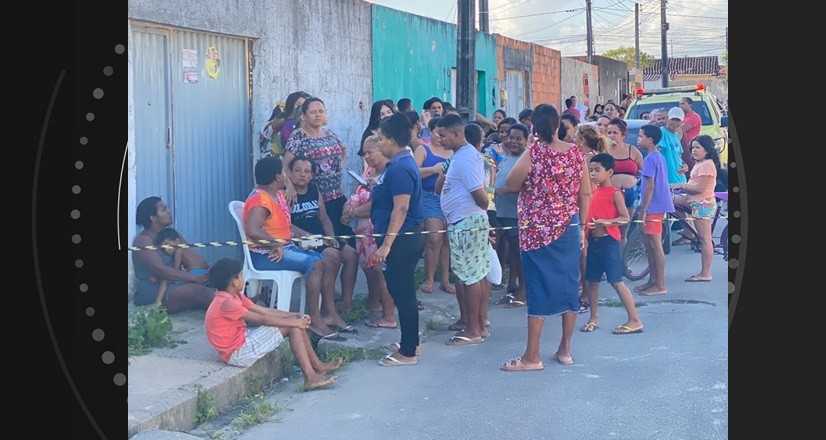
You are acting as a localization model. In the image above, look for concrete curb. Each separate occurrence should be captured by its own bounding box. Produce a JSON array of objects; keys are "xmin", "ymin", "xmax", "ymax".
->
[{"xmin": 128, "ymin": 273, "xmax": 462, "ymax": 438}]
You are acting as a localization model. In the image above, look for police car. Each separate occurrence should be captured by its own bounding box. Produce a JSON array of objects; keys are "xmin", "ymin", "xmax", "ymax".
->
[{"xmin": 625, "ymin": 84, "xmax": 728, "ymax": 168}]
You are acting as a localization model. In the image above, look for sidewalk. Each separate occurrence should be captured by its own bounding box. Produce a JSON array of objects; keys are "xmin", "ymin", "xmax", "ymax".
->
[{"xmin": 127, "ymin": 263, "xmax": 464, "ymax": 438}]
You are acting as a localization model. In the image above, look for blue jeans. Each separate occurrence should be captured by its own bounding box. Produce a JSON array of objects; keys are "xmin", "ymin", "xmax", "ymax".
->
[{"xmin": 249, "ymin": 244, "xmax": 323, "ymax": 277}]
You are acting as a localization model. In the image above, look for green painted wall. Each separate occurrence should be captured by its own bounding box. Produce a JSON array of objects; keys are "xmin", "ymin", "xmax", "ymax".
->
[{"xmin": 372, "ymin": 5, "xmax": 498, "ymax": 118}]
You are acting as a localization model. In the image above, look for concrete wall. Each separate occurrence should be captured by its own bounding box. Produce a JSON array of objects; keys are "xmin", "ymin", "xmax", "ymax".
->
[
  {"xmin": 570, "ymin": 55, "xmax": 628, "ymax": 105},
  {"xmin": 127, "ymin": 0, "xmax": 372, "ymax": 240},
  {"xmin": 561, "ymin": 57, "xmax": 599, "ymax": 116},
  {"xmin": 495, "ymin": 35, "xmax": 532, "ymax": 115},
  {"xmin": 371, "ymin": 5, "xmax": 498, "ymax": 118},
  {"xmin": 531, "ymin": 44, "xmax": 562, "ymax": 111}
]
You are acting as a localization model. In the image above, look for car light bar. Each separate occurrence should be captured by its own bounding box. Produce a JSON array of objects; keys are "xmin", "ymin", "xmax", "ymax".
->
[{"xmin": 635, "ymin": 84, "xmax": 706, "ymax": 96}]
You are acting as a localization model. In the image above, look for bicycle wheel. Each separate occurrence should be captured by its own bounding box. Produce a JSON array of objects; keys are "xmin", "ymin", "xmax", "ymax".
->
[
  {"xmin": 662, "ymin": 216, "xmax": 672, "ymax": 255},
  {"xmin": 720, "ymin": 224, "xmax": 728, "ymax": 261},
  {"xmin": 623, "ymin": 219, "xmax": 650, "ymax": 281}
]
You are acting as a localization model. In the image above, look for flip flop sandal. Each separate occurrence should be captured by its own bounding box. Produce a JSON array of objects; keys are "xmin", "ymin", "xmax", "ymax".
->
[
  {"xmin": 500, "ymin": 356, "xmax": 544, "ymax": 372},
  {"xmin": 379, "ymin": 354, "xmax": 418, "ymax": 366},
  {"xmin": 336, "ymin": 325, "xmax": 359, "ymax": 334},
  {"xmin": 612, "ymin": 325, "xmax": 644, "ymax": 335},
  {"xmin": 316, "ymin": 332, "xmax": 347, "ymax": 342},
  {"xmin": 365, "ymin": 320, "xmax": 398, "ymax": 329},
  {"xmin": 505, "ymin": 299, "xmax": 527, "ymax": 308},
  {"xmin": 578, "ymin": 301, "xmax": 590, "ymax": 314},
  {"xmin": 385, "ymin": 342, "xmax": 422, "ymax": 356},
  {"xmin": 445, "ymin": 335, "xmax": 484, "ymax": 346},
  {"xmin": 580, "ymin": 322, "xmax": 599, "ymax": 332}
]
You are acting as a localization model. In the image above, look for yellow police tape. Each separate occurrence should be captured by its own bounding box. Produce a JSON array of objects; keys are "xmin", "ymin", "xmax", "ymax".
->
[{"xmin": 128, "ymin": 215, "xmax": 727, "ymax": 252}]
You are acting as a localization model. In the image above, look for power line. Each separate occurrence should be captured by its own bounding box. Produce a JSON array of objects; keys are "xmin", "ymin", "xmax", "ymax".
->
[{"xmin": 489, "ymin": 8, "xmax": 583, "ymax": 22}]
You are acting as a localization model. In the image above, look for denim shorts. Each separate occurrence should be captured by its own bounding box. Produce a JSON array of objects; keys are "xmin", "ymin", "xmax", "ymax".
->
[
  {"xmin": 249, "ymin": 244, "xmax": 323, "ymax": 277},
  {"xmin": 584, "ymin": 235, "xmax": 623, "ymax": 284},
  {"xmin": 622, "ymin": 181, "xmax": 641, "ymax": 209},
  {"xmin": 421, "ymin": 191, "xmax": 446, "ymax": 222},
  {"xmin": 497, "ymin": 217, "xmax": 519, "ymax": 238}
]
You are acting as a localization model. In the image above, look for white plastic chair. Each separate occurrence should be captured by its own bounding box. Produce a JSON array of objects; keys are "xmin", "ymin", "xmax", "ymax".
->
[{"xmin": 228, "ymin": 201, "xmax": 306, "ymax": 313}]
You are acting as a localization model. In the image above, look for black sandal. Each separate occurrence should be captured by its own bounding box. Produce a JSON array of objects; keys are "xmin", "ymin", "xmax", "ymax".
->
[{"xmin": 578, "ymin": 300, "xmax": 590, "ymax": 314}]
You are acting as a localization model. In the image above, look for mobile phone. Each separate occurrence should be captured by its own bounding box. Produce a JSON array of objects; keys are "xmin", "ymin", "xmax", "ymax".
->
[{"xmin": 348, "ymin": 170, "xmax": 368, "ymax": 186}]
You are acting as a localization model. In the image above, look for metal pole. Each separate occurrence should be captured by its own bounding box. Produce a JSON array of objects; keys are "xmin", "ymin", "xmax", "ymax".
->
[
  {"xmin": 661, "ymin": 0, "xmax": 669, "ymax": 87},
  {"xmin": 479, "ymin": 0, "xmax": 489, "ymax": 33},
  {"xmin": 635, "ymin": 2, "xmax": 640, "ymax": 69},
  {"xmin": 457, "ymin": 0, "xmax": 477, "ymax": 123},
  {"xmin": 586, "ymin": 0, "xmax": 593, "ymax": 64}
]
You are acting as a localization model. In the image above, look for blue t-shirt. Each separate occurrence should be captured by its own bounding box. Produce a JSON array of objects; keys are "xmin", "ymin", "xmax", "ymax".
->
[
  {"xmin": 658, "ymin": 127, "xmax": 687, "ymax": 184},
  {"xmin": 640, "ymin": 150, "xmax": 675, "ymax": 214},
  {"xmin": 371, "ymin": 150, "xmax": 423, "ymax": 245}
]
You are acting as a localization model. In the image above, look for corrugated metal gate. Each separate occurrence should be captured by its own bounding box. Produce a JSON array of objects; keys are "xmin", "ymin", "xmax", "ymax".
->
[
  {"xmin": 132, "ymin": 23, "xmax": 251, "ymax": 263},
  {"xmin": 505, "ymin": 69, "xmax": 525, "ymax": 119}
]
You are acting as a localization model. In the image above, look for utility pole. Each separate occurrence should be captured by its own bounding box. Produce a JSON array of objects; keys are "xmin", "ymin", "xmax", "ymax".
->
[
  {"xmin": 479, "ymin": 0, "xmax": 489, "ymax": 33},
  {"xmin": 457, "ymin": 0, "xmax": 477, "ymax": 123},
  {"xmin": 660, "ymin": 0, "xmax": 669, "ymax": 87},
  {"xmin": 586, "ymin": 0, "xmax": 593, "ymax": 64},
  {"xmin": 634, "ymin": 2, "xmax": 640, "ymax": 69}
]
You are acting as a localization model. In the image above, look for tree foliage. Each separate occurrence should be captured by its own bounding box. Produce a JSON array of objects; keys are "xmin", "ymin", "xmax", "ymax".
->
[{"xmin": 602, "ymin": 46, "xmax": 655, "ymax": 69}]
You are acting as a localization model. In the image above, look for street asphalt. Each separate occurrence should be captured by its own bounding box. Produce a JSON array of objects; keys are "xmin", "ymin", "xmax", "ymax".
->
[{"xmin": 174, "ymin": 220, "xmax": 730, "ymax": 440}]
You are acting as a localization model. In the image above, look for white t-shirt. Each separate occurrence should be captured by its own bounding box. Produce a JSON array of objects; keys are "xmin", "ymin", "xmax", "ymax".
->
[
  {"xmin": 440, "ymin": 144, "xmax": 486, "ymax": 224},
  {"xmin": 575, "ymin": 103, "xmax": 589, "ymax": 123}
]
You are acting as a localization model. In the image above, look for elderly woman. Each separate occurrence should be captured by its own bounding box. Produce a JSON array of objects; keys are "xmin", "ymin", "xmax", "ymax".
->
[
  {"xmin": 500, "ymin": 104, "xmax": 591, "ymax": 371},
  {"xmin": 372, "ymin": 113, "xmax": 425, "ymax": 366},
  {"xmin": 132, "ymin": 197, "xmax": 215, "ymax": 312},
  {"xmin": 341, "ymin": 135, "xmax": 397, "ymax": 329}
]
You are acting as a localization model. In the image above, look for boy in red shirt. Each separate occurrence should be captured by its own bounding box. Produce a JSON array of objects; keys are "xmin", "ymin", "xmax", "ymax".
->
[
  {"xmin": 580, "ymin": 154, "xmax": 644, "ymax": 335},
  {"xmin": 204, "ymin": 258, "xmax": 341, "ymax": 390}
]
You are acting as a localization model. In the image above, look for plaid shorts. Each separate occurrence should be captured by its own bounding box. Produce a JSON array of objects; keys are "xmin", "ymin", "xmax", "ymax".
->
[{"xmin": 228, "ymin": 326, "xmax": 284, "ymax": 368}]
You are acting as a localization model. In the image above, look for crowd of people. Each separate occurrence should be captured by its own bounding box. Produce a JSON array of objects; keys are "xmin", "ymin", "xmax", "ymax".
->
[{"xmin": 131, "ymin": 90, "xmax": 723, "ymax": 385}]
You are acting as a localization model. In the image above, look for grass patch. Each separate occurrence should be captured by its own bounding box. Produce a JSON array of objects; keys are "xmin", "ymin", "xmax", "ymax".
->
[
  {"xmin": 340, "ymin": 296, "xmax": 368, "ymax": 324},
  {"xmin": 230, "ymin": 399, "xmax": 279, "ymax": 430},
  {"xmin": 599, "ymin": 299, "xmax": 647, "ymax": 308},
  {"xmin": 128, "ymin": 305, "xmax": 185, "ymax": 356},
  {"xmin": 194, "ymin": 384, "xmax": 218, "ymax": 425},
  {"xmin": 244, "ymin": 374, "xmax": 275, "ymax": 400},
  {"xmin": 414, "ymin": 264, "xmax": 457, "ymax": 290},
  {"xmin": 318, "ymin": 346, "xmax": 386, "ymax": 365},
  {"xmin": 426, "ymin": 320, "xmax": 440, "ymax": 331}
]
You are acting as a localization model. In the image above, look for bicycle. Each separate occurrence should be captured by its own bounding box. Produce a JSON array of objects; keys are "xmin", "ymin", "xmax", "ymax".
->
[
  {"xmin": 621, "ymin": 211, "xmax": 669, "ymax": 281},
  {"xmin": 622, "ymin": 191, "xmax": 727, "ymax": 282},
  {"xmin": 671, "ymin": 191, "xmax": 728, "ymax": 260}
]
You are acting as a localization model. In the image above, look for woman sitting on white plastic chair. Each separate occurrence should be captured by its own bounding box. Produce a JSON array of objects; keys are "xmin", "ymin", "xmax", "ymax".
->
[{"xmin": 243, "ymin": 156, "xmax": 351, "ymax": 341}]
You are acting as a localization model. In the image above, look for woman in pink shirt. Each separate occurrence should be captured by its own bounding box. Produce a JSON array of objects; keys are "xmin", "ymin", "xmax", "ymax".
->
[{"xmin": 670, "ymin": 135, "xmax": 720, "ymax": 282}]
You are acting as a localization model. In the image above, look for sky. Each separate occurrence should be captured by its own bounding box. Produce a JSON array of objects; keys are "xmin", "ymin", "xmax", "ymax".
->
[{"xmin": 364, "ymin": 0, "xmax": 728, "ymax": 60}]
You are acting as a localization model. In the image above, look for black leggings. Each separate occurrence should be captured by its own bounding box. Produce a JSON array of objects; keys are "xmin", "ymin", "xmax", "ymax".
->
[
  {"xmin": 383, "ymin": 227, "xmax": 425, "ymax": 357},
  {"xmin": 325, "ymin": 196, "xmax": 356, "ymax": 248}
]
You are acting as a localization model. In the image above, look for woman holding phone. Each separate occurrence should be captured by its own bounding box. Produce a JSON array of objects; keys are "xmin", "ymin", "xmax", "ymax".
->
[{"xmin": 341, "ymin": 136, "xmax": 397, "ymax": 329}]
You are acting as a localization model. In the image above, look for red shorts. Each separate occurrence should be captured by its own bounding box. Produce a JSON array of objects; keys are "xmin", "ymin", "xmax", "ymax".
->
[{"xmin": 643, "ymin": 213, "xmax": 665, "ymax": 235}]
